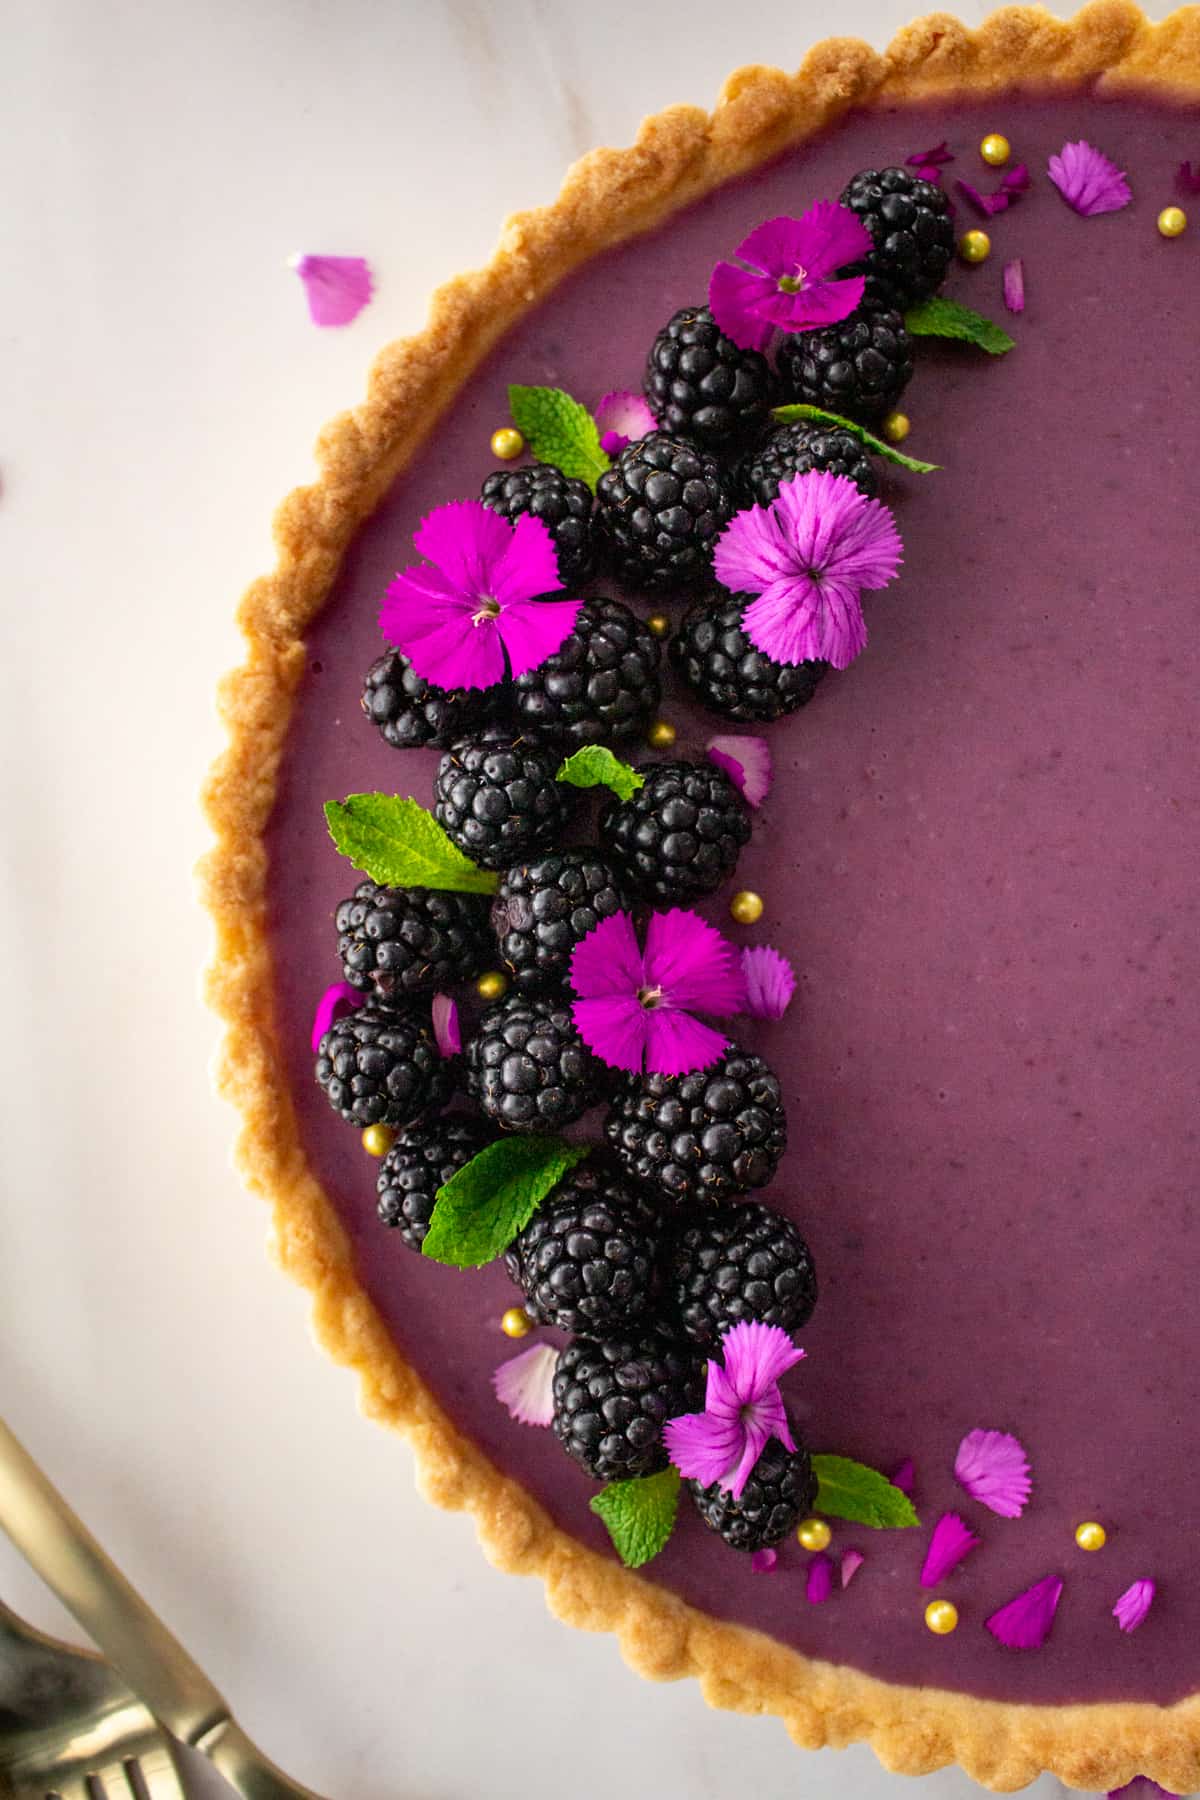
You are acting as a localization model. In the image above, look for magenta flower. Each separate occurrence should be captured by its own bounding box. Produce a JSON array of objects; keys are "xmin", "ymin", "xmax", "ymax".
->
[
  {"xmin": 380, "ymin": 500, "xmax": 582, "ymax": 690},
  {"xmin": 569, "ymin": 909, "xmax": 748, "ymax": 1076},
  {"xmin": 594, "ymin": 389, "xmax": 656, "ymax": 455},
  {"xmin": 1047, "ymin": 140, "xmax": 1131, "ymax": 216},
  {"xmin": 289, "ymin": 253, "xmax": 374, "ymax": 327},
  {"xmin": 709, "ymin": 202, "xmax": 871, "ymax": 352},
  {"xmin": 985, "ymin": 1574, "xmax": 1063, "ymax": 1650},
  {"xmin": 713, "ymin": 470, "xmax": 903, "ymax": 671},
  {"xmin": 664, "ymin": 1321, "xmax": 805, "ymax": 1499},
  {"xmin": 954, "ymin": 1427, "xmax": 1031, "ymax": 1518}
]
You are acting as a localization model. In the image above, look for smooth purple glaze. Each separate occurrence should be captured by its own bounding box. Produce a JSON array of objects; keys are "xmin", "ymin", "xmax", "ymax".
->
[{"xmin": 264, "ymin": 94, "xmax": 1200, "ymax": 1705}]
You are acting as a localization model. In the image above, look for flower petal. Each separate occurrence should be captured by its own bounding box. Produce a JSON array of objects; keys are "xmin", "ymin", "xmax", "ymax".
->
[
  {"xmin": 744, "ymin": 575, "xmax": 868, "ymax": 671},
  {"xmin": 920, "ymin": 1512, "xmax": 982, "ymax": 1587},
  {"xmin": 413, "ymin": 499, "xmax": 515, "ymax": 599},
  {"xmin": 1003, "ymin": 257, "xmax": 1026, "ymax": 315},
  {"xmin": 664, "ymin": 1405, "xmax": 745, "ymax": 1490},
  {"xmin": 496, "ymin": 595, "xmax": 585, "ymax": 680},
  {"xmin": 721, "ymin": 1320, "xmax": 806, "ymax": 1403},
  {"xmin": 807, "ymin": 1552, "xmax": 835, "ymax": 1603},
  {"xmin": 1047, "ymin": 139, "xmax": 1131, "ymax": 216},
  {"xmin": 492, "ymin": 1343, "xmax": 557, "ymax": 1427},
  {"xmin": 890, "ymin": 1457, "xmax": 915, "ymax": 1495},
  {"xmin": 713, "ymin": 503, "xmax": 796, "ymax": 596},
  {"xmin": 311, "ymin": 980, "xmax": 365, "ymax": 1053},
  {"xmin": 1113, "ymin": 1579, "xmax": 1155, "ymax": 1633},
  {"xmin": 570, "ymin": 912, "xmax": 645, "ymax": 1000},
  {"xmin": 642, "ymin": 1008, "xmax": 729, "ymax": 1077},
  {"xmin": 396, "ymin": 606, "xmax": 508, "ymax": 690},
  {"xmin": 571, "ymin": 995, "xmax": 649, "ymax": 1074},
  {"xmin": 985, "ymin": 1574, "xmax": 1063, "ymax": 1650},
  {"xmin": 841, "ymin": 1549, "xmax": 865, "ymax": 1588},
  {"xmin": 595, "ymin": 388, "xmax": 656, "ymax": 452},
  {"xmin": 706, "ymin": 735, "xmax": 773, "ymax": 809},
  {"xmin": 431, "ymin": 993, "xmax": 461, "ymax": 1058},
  {"xmin": 751, "ymin": 1547, "xmax": 778, "ymax": 1573},
  {"xmin": 290, "ymin": 253, "xmax": 373, "ymax": 327},
  {"xmin": 773, "ymin": 472, "xmax": 903, "ymax": 593},
  {"xmin": 751, "ymin": 271, "xmax": 866, "ymax": 334},
  {"xmin": 954, "ymin": 1428, "xmax": 1032, "ymax": 1519},
  {"xmin": 708, "ymin": 261, "xmax": 777, "ymax": 352},
  {"xmin": 489, "ymin": 510, "xmax": 563, "ymax": 607},
  {"xmin": 907, "ymin": 141, "xmax": 953, "ymax": 169},
  {"xmin": 643, "ymin": 909, "xmax": 748, "ymax": 1016},
  {"xmin": 1108, "ymin": 1784, "xmax": 1179, "ymax": 1799},
  {"xmin": 741, "ymin": 945, "xmax": 797, "ymax": 1020},
  {"xmin": 738, "ymin": 203, "xmax": 871, "ymax": 283}
]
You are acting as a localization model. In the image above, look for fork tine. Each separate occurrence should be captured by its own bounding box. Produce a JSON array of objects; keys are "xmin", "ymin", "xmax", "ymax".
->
[{"xmin": 125, "ymin": 1749, "xmax": 185, "ymax": 1800}]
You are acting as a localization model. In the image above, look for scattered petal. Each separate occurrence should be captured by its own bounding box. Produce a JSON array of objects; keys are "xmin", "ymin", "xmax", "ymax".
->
[
  {"xmin": 492, "ymin": 1343, "xmax": 557, "ymax": 1427},
  {"xmin": 431, "ymin": 993, "xmax": 461, "ymax": 1057},
  {"xmin": 289, "ymin": 253, "xmax": 374, "ymax": 327},
  {"xmin": 708, "ymin": 201, "xmax": 871, "ymax": 350},
  {"xmin": 740, "ymin": 945, "xmax": 797, "ymax": 1020},
  {"xmin": 890, "ymin": 1458, "xmax": 915, "ymax": 1495},
  {"xmin": 706, "ymin": 735, "xmax": 773, "ymax": 808},
  {"xmin": 751, "ymin": 1547, "xmax": 778, "ymax": 1573},
  {"xmin": 954, "ymin": 1428, "xmax": 1032, "ymax": 1518},
  {"xmin": 311, "ymin": 980, "xmax": 365, "ymax": 1052},
  {"xmin": 1177, "ymin": 160, "xmax": 1200, "ymax": 195},
  {"xmin": 920, "ymin": 1513, "xmax": 982, "ymax": 1587},
  {"xmin": 1003, "ymin": 257, "xmax": 1026, "ymax": 314},
  {"xmin": 1113, "ymin": 1578, "xmax": 1156, "ymax": 1633},
  {"xmin": 985, "ymin": 1574, "xmax": 1063, "ymax": 1649},
  {"xmin": 840, "ymin": 1549, "xmax": 865, "ymax": 1588},
  {"xmin": 595, "ymin": 388, "xmax": 656, "ymax": 454},
  {"xmin": 665, "ymin": 1323, "xmax": 805, "ymax": 1500},
  {"xmin": 908, "ymin": 141, "xmax": 954, "ymax": 169},
  {"xmin": 807, "ymin": 1553, "xmax": 835, "ymax": 1603},
  {"xmin": 1047, "ymin": 140, "xmax": 1131, "ymax": 216},
  {"xmin": 570, "ymin": 908, "xmax": 747, "ymax": 1075},
  {"xmin": 1108, "ymin": 1782, "xmax": 1179, "ymax": 1798},
  {"xmin": 956, "ymin": 164, "xmax": 1030, "ymax": 217}
]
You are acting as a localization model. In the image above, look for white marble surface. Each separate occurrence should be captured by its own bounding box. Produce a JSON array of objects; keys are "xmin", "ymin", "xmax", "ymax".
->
[{"xmin": 0, "ymin": 2, "xmax": 1173, "ymax": 1795}]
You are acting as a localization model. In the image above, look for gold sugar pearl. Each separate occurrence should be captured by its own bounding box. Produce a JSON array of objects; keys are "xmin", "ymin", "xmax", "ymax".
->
[
  {"xmin": 881, "ymin": 411, "xmax": 911, "ymax": 444},
  {"xmin": 1157, "ymin": 205, "xmax": 1188, "ymax": 238},
  {"xmin": 646, "ymin": 613, "xmax": 672, "ymax": 640},
  {"xmin": 730, "ymin": 890, "xmax": 764, "ymax": 926},
  {"xmin": 361, "ymin": 1123, "xmax": 396, "ymax": 1158},
  {"xmin": 797, "ymin": 1517, "xmax": 832, "ymax": 1551},
  {"xmin": 476, "ymin": 970, "xmax": 509, "ymax": 1001},
  {"xmin": 925, "ymin": 1599, "xmax": 959, "ymax": 1635},
  {"xmin": 959, "ymin": 229, "xmax": 992, "ymax": 265},
  {"xmin": 647, "ymin": 719, "xmax": 677, "ymax": 750},
  {"xmin": 501, "ymin": 1307, "xmax": 533, "ymax": 1339},
  {"xmin": 490, "ymin": 426, "xmax": 525, "ymax": 460},
  {"xmin": 1075, "ymin": 1520, "xmax": 1107, "ymax": 1552},
  {"xmin": 980, "ymin": 133, "xmax": 1012, "ymax": 167}
]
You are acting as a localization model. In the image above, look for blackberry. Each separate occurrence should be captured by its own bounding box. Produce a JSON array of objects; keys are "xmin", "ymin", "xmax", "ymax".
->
[
  {"xmin": 491, "ymin": 850, "xmax": 633, "ymax": 994},
  {"xmin": 552, "ymin": 1332, "xmax": 702, "ymax": 1482},
  {"xmin": 776, "ymin": 297, "xmax": 913, "ymax": 425},
  {"xmin": 314, "ymin": 1004, "xmax": 453, "ymax": 1129},
  {"xmin": 466, "ymin": 992, "xmax": 608, "ymax": 1133},
  {"xmin": 605, "ymin": 1047, "xmax": 787, "ymax": 1205},
  {"xmin": 644, "ymin": 305, "xmax": 772, "ymax": 448},
  {"xmin": 504, "ymin": 1160, "xmax": 660, "ymax": 1335},
  {"xmin": 512, "ymin": 596, "xmax": 661, "ymax": 748},
  {"xmin": 738, "ymin": 420, "xmax": 878, "ymax": 507},
  {"xmin": 376, "ymin": 1116, "xmax": 494, "ymax": 1252},
  {"xmin": 599, "ymin": 759, "xmax": 749, "ymax": 903},
  {"xmin": 594, "ymin": 431, "xmax": 735, "ymax": 592},
  {"xmin": 688, "ymin": 1435, "xmax": 817, "ymax": 1552},
  {"xmin": 840, "ymin": 167, "xmax": 954, "ymax": 307},
  {"xmin": 671, "ymin": 593, "xmax": 826, "ymax": 725},
  {"xmin": 361, "ymin": 649, "xmax": 496, "ymax": 752},
  {"xmin": 480, "ymin": 464, "xmax": 595, "ymax": 588},
  {"xmin": 434, "ymin": 728, "xmax": 572, "ymax": 872},
  {"xmin": 335, "ymin": 879, "xmax": 492, "ymax": 999},
  {"xmin": 671, "ymin": 1200, "xmax": 817, "ymax": 1347}
]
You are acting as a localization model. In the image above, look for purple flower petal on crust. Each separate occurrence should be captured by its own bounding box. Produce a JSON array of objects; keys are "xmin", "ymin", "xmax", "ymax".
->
[
  {"xmin": 985, "ymin": 1574, "xmax": 1063, "ymax": 1650},
  {"xmin": 807, "ymin": 1553, "xmax": 835, "ymax": 1603},
  {"xmin": 1113, "ymin": 1578, "xmax": 1156, "ymax": 1633},
  {"xmin": 920, "ymin": 1513, "xmax": 982, "ymax": 1588},
  {"xmin": 751, "ymin": 1547, "xmax": 778, "ymax": 1573},
  {"xmin": 1003, "ymin": 258, "xmax": 1026, "ymax": 315},
  {"xmin": 595, "ymin": 388, "xmax": 657, "ymax": 454},
  {"xmin": 741, "ymin": 945, "xmax": 797, "ymax": 1020},
  {"xmin": 290, "ymin": 253, "xmax": 373, "ymax": 327},
  {"xmin": 890, "ymin": 1457, "xmax": 915, "ymax": 1495},
  {"xmin": 1108, "ymin": 1782, "xmax": 1179, "ymax": 1798},
  {"xmin": 706, "ymin": 734, "xmax": 772, "ymax": 808},
  {"xmin": 955, "ymin": 1428, "xmax": 1032, "ymax": 1518},
  {"xmin": 1047, "ymin": 139, "xmax": 1131, "ymax": 216},
  {"xmin": 841, "ymin": 1549, "xmax": 865, "ymax": 1588},
  {"xmin": 431, "ymin": 992, "xmax": 461, "ymax": 1058},
  {"xmin": 311, "ymin": 980, "xmax": 365, "ymax": 1053},
  {"xmin": 492, "ymin": 1343, "xmax": 557, "ymax": 1427}
]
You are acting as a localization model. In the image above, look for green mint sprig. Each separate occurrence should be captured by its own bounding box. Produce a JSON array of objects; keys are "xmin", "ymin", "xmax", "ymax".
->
[
  {"xmin": 811, "ymin": 1454, "xmax": 919, "ymax": 1529},
  {"xmin": 422, "ymin": 1137, "xmax": 591, "ymax": 1268},
  {"xmin": 324, "ymin": 794, "xmax": 498, "ymax": 894},
  {"xmin": 769, "ymin": 403, "xmax": 939, "ymax": 474},
  {"xmin": 508, "ymin": 385, "xmax": 611, "ymax": 491},
  {"xmin": 904, "ymin": 296, "xmax": 1015, "ymax": 356},
  {"xmin": 555, "ymin": 746, "xmax": 645, "ymax": 802},
  {"xmin": 590, "ymin": 1467, "xmax": 681, "ymax": 1569}
]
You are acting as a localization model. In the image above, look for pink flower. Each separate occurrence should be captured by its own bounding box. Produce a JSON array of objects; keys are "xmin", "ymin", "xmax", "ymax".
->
[
  {"xmin": 920, "ymin": 1512, "xmax": 981, "ymax": 1587},
  {"xmin": 492, "ymin": 1343, "xmax": 557, "ymax": 1427},
  {"xmin": 740, "ymin": 946, "xmax": 797, "ymax": 1021},
  {"xmin": 709, "ymin": 203, "xmax": 871, "ymax": 352},
  {"xmin": 594, "ymin": 389, "xmax": 656, "ymax": 455},
  {"xmin": 713, "ymin": 471, "xmax": 903, "ymax": 671},
  {"xmin": 664, "ymin": 1321, "xmax": 805, "ymax": 1500},
  {"xmin": 985, "ymin": 1574, "xmax": 1063, "ymax": 1650},
  {"xmin": 380, "ymin": 500, "xmax": 582, "ymax": 690},
  {"xmin": 311, "ymin": 980, "xmax": 365, "ymax": 1052},
  {"xmin": 1112, "ymin": 1578, "xmax": 1155, "ymax": 1634},
  {"xmin": 706, "ymin": 735, "xmax": 772, "ymax": 809},
  {"xmin": 954, "ymin": 1427, "xmax": 1032, "ymax": 1518},
  {"xmin": 569, "ymin": 909, "xmax": 747, "ymax": 1076},
  {"xmin": 1003, "ymin": 258, "xmax": 1026, "ymax": 315},
  {"xmin": 289, "ymin": 253, "xmax": 374, "ymax": 327},
  {"xmin": 1047, "ymin": 140, "xmax": 1131, "ymax": 216}
]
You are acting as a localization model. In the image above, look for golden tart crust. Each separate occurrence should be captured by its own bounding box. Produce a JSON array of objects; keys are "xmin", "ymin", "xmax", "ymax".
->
[{"xmin": 200, "ymin": 5, "xmax": 1200, "ymax": 1786}]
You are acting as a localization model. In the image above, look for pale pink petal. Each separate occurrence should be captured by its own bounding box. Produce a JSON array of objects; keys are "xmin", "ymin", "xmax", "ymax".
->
[
  {"xmin": 1003, "ymin": 258, "xmax": 1026, "ymax": 315},
  {"xmin": 595, "ymin": 388, "xmax": 656, "ymax": 453},
  {"xmin": 642, "ymin": 1008, "xmax": 729, "ymax": 1077},
  {"xmin": 311, "ymin": 980, "xmax": 365, "ymax": 1052},
  {"xmin": 494, "ymin": 595, "xmax": 584, "ymax": 679},
  {"xmin": 985, "ymin": 1575, "xmax": 1063, "ymax": 1650},
  {"xmin": 643, "ymin": 908, "xmax": 748, "ymax": 1016},
  {"xmin": 664, "ymin": 1405, "xmax": 746, "ymax": 1489},
  {"xmin": 488, "ymin": 510, "xmax": 563, "ymax": 606},
  {"xmin": 1113, "ymin": 1579, "xmax": 1155, "ymax": 1634},
  {"xmin": 570, "ymin": 912, "xmax": 645, "ymax": 999},
  {"xmin": 807, "ymin": 1553, "xmax": 836, "ymax": 1603},
  {"xmin": 706, "ymin": 735, "xmax": 772, "ymax": 808},
  {"xmin": 413, "ymin": 500, "xmax": 514, "ymax": 599},
  {"xmin": 891, "ymin": 1458, "xmax": 915, "ymax": 1495},
  {"xmin": 290, "ymin": 253, "xmax": 373, "ymax": 327},
  {"xmin": 920, "ymin": 1513, "xmax": 981, "ymax": 1587},
  {"xmin": 751, "ymin": 272, "xmax": 867, "ymax": 333},
  {"xmin": 431, "ymin": 993, "xmax": 461, "ymax": 1057},
  {"xmin": 954, "ymin": 1428, "xmax": 1032, "ymax": 1519},
  {"xmin": 721, "ymin": 1320, "xmax": 806, "ymax": 1403},
  {"xmin": 751, "ymin": 1547, "xmax": 778, "ymax": 1573},
  {"xmin": 741, "ymin": 945, "xmax": 797, "ymax": 1020},
  {"xmin": 841, "ymin": 1549, "xmax": 865, "ymax": 1588},
  {"xmin": 744, "ymin": 576, "xmax": 867, "ymax": 671},
  {"xmin": 708, "ymin": 261, "xmax": 778, "ymax": 352},
  {"xmin": 492, "ymin": 1343, "xmax": 557, "ymax": 1427},
  {"xmin": 1047, "ymin": 139, "xmax": 1131, "ymax": 216},
  {"xmin": 571, "ymin": 995, "xmax": 649, "ymax": 1074}
]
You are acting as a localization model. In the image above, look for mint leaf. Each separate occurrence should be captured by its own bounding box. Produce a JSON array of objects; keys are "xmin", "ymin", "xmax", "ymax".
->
[
  {"xmin": 811, "ymin": 1454, "xmax": 920, "ymax": 1529},
  {"xmin": 324, "ymin": 794, "xmax": 498, "ymax": 895},
  {"xmin": 422, "ymin": 1137, "xmax": 591, "ymax": 1268},
  {"xmin": 556, "ymin": 746, "xmax": 645, "ymax": 803},
  {"xmin": 590, "ymin": 1468, "xmax": 681, "ymax": 1568},
  {"xmin": 904, "ymin": 296, "xmax": 1015, "ymax": 356},
  {"xmin": 769, "ymin": 403, "xmax": 939, "ymax": 473},
  {"xmin": 508, "ymin": 385, "xmax": 611, "ymax": 491}
]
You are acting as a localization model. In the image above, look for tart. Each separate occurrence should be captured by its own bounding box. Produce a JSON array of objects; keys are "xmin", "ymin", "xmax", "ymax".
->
[{"xmin": 200, "ymin": 4, "xmax": 1200, "ymax": 1789}]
